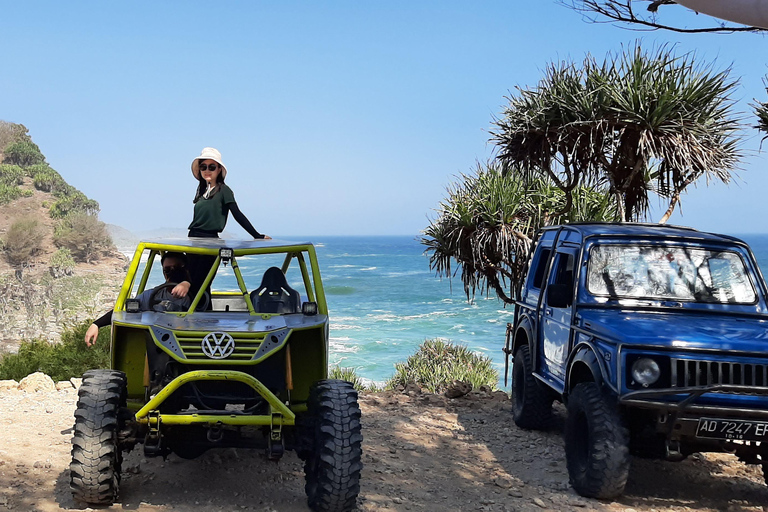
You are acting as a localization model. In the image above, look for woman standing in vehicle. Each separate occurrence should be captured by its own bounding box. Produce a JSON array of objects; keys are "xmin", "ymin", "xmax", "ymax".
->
[
  {"xmin": 188, "ymin": 147, "xmax": 268, "ymax": 240},
  {"xmin": 175, "ymin": 147, "xmax": 270, "ymax": 300}
]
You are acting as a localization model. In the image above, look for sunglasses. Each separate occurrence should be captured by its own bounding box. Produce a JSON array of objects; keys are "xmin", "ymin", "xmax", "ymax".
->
[
  {"xmin": 163, "ymin": 265, "xmax": 184, "ymax": 273},
  {"xmin": 199, "ymin": 163, "xmax": 218, "ymax": 172}
]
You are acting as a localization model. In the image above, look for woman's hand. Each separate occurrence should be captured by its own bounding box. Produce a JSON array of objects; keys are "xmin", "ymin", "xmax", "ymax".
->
[
  {"xmin": 262, "ymin": 235, "xmax": 272, "ymax": 240},
  {"xmin": 84, "ymin": 324, "xmax": 99, "ymax": 347},
  {"xmin": 172, "ymin": 281, "xmax": 190, "ymax": 298}
]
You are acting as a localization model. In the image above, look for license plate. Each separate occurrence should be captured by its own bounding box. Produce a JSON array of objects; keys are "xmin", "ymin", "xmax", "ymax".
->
[{"xmin": 696, "ymin": 418, "xmax": 768, "ymax": 441}]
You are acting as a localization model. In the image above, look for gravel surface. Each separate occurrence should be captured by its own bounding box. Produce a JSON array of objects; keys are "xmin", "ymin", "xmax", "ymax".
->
[{"xmin": 1, "ymin": 379, "xmax": 767, "ymax": 512}]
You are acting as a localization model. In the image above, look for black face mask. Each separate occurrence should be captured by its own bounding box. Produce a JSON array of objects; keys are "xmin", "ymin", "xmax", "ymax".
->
[{"xmin": 166, "ymin": 268, "xmax": 189, "ymax": 283}]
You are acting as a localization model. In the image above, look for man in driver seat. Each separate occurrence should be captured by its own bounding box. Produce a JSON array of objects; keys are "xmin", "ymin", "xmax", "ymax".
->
[{"xmin": 84, "ymin": 252, "xmax": 191, "ymax": 346}]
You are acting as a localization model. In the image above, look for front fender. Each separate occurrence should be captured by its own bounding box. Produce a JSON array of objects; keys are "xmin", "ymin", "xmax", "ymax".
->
[
  {"xmin": 565, "ymin": 343, "xmax": 615, "ymax": 400},
  {"xmin": 513, "ymin": 314, "xmax": 535, "ymax": 356}
]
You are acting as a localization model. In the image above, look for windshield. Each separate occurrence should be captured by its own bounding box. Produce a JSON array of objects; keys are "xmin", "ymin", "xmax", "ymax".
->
[{"xmin": 586, "ymin": 244, "xmax": 757, "ymax": 304}]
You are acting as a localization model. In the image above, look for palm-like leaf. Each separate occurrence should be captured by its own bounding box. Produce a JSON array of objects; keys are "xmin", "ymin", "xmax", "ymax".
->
[
  {"xmin": 422, "ymin": 163, "xmax": 619, "ymax": 302},
  {"xmin": 491, "ymin": 44, "xmax": 743, "ymax": 222},
  {"xmin": 756, "ymin": 77, "xmax": 768, "ymax": 139}
]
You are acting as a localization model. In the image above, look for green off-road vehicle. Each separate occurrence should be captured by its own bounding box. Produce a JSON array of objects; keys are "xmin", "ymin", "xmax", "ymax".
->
[{"xmin": 69, "ymin": 239, "xmax": 362, "ymax": 512}]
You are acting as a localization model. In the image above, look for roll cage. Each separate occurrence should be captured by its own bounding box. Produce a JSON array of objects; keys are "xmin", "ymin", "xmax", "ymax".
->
[{"xmin": 115, "ymin": 239, "xmax": 328, "ymax": 316}]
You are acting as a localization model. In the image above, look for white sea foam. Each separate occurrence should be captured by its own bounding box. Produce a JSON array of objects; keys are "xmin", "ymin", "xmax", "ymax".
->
[
  {"xmin": 360, "ymin": 267, "xmax": 377, "ymax": 271},
  {"xmin": 330, "ymin": 323, "xmax": 364, "ymax": 331},
  {"xmin": 329, "ymin": 339, "xmax": 359, "ymax": 353},
  {"xmin": 401, "ymin": 310, "xmax": 451, "ymax": 320}
]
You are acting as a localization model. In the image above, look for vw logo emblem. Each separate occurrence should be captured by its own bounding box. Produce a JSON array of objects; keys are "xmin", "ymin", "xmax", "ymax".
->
[{"xmin": 202, "ymin": 332, "xmax": 235, "ymax": 359}]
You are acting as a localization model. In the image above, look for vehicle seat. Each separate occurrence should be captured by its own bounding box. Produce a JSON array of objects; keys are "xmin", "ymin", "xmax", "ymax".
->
[{"xmin": 250, "ymin": 267, "xmax": 301, "ymax": 314}]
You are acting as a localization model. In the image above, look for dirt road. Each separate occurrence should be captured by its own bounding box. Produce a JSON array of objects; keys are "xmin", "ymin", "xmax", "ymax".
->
[{"xmin": 1, "ymin": 379, "xmax": 767, "ymax": 512}]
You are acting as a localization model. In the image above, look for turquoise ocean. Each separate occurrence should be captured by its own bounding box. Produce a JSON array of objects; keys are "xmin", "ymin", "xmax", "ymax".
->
[
  {"xmin": 286, "ymin": 234, "xmax": 768, "ymax": 389},
  {"xmin": 290, "ymin": 236, "xmax": 514, "ymax": 387}
]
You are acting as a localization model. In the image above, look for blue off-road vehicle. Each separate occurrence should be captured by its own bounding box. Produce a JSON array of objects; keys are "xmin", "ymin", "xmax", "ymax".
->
[{"xmin": 505, "ymin": 223, "xmax": 768, "ymax": 499}]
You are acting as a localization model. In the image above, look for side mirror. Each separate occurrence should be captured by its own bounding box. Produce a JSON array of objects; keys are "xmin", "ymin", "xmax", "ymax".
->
[{"xmin": 547, "ymin": 284, "xmax": 572, "ymax": 309}]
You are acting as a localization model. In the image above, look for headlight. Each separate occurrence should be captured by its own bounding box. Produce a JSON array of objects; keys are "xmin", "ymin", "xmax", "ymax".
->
[{"xmin": 631, "ymin": 358, "xmax": 661, "ymax": 387}]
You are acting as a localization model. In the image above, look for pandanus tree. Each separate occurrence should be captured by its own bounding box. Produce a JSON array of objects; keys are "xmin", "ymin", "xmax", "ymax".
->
[
  {"xmin": 492, "ymin": 45, "xmax": 743, "ymax": 223},
  {"xmin": 422, "ymin": 163, "xmax": 619, "ymax": 303},
  {"xmin": 423, "ymin": 44, "xmax": 744, "ymax": 303}
]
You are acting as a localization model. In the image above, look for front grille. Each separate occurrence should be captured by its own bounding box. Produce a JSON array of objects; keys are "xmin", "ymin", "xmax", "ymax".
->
[
  {"xmin": 672, "ymin": 358, "xmax": 768, "ymax": 388},
  {"xmin": 176, "ymin": 332, "xmax": 265, "ymax": 361}
]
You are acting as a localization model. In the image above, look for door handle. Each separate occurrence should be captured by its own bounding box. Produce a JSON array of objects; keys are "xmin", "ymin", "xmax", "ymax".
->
[{"xmin": 545, "ymin": 308, "xmax": 553, "ymax": 316}]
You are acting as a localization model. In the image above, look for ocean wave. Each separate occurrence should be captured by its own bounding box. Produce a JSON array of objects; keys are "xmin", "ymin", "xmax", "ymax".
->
[
  {"xmin": 330, "ymin": 323, "xmax": 363, "ymax": 330},
  {"xmin": 329, "ymin": 339, "xmax": 359, "ymax": 353},
  {"xmin": 360, "ymin": 267, "xmax": 377, "ymax": 271}
]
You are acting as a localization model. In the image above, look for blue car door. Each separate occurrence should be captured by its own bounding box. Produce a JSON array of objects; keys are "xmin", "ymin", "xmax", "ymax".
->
[{"xmin": 539, "ymin": 249, "xmax": 577, "ymax": 386}]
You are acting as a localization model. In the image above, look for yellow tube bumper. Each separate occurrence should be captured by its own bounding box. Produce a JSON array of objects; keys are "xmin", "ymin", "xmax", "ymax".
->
[{"xmin": 134, "ymin": 370, "xmax": 296, "ymax": 426}]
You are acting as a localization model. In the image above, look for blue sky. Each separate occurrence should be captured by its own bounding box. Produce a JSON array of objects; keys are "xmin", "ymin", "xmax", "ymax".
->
[{"xmin": 1, "ymin": 1, "xmax": 766, "ymax": 236}]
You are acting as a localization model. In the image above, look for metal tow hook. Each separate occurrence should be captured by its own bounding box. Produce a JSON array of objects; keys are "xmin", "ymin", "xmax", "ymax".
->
[{"xmin": 207, "ymin": 423, "xmax": 224, "ymax": 443}]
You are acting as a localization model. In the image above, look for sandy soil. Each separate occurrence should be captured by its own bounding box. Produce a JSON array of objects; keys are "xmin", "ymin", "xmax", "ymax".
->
[{"xmin": 1, "ymin": 383, "xmax": 767, "ymax": 512}]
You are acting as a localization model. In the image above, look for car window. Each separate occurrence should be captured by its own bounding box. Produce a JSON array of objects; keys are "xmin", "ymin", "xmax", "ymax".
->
[
  {"xmin": 550, "ymin": 252, "xmax": 575, "ymax": 287},
  {"xmin": 530, "ymin": 248, "xmax": 551, "ymax": 290},
  {"xmin": 586, "ymin": 244, "xmax": 757, "ymax": 304}
]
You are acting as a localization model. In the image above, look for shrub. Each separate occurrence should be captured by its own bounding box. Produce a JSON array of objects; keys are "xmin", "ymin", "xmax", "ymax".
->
[
  {"xmin": 50, "ymin": 191, "xmax": 100, "ymax": 218},
  {"xmin": 3, "ymin": 218, "xmax": 43, "ymax": 266},
  {"xmin": 3, "ymin": 140, "xmax": 45, "ymax": 167},
  {"xmin": 0, "ymin": 121, "xmax": 31, "ymax": 152},
  {"xmin": 329, "ymin": 365, "xmax": 380, "ymax": 392},
  {"xmin": 0, "ymin": 183, "xmax": 25, "ymax": 205},
  {"xmin": 49, "ymin": 248, "xmax": 75, "ymax": 278},
  {"xmin": 0, "ymin": 319, "xmax": 110, "ymax": 381},
  {"xmin": 0, "ymin": 164, "xmax": 25, "ymax": 185},
  {"xmin": 386, "ymin": 339, "xmax": 498, "ymax": 393},
  {"xmin": 27, "ymin": 164, "xmax": 67, "ymax": 193},
  {"xmin": 53, "ymin": 212, "xmax": 112, "ymax": 263}
]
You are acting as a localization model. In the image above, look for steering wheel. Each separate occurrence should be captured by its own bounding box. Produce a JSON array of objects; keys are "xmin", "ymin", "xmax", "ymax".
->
[{"xmin": 149, "ymin": 282, "xmax": 210, "ymax": 312}]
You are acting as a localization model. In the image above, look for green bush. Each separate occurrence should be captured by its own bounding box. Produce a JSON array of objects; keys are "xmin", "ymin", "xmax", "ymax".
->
[
  {"xmin": 0, "ymin": 121, "xmax": 31, "ymax": 153},
  {"xmin": 3, "ymin": 140, "xmax": 45, "ymax": 167},
  {"xmin": 53, "ymin": 212, "xmax": 112, "ymax": 263},
  {"xmin": 0, "ymin": 164, "xmax": 25, "ymax": 185},
  {"xmin": 386, "ymin": 339, "xmax": 498, "ymax": 393},
  {"xmin": 0, "ymin": 183, "xmax": 25, "ymax": 205},
  {"xmin": 329, "ymin": 365, "xmax": 379, "ymax": 392},
  {"xmin": 0, "ymin": 319, "xmax": 110, "ymax": 382},
  {"xmin": 27, "ymin": 164, "xmax": 67, "ymax": 194},
  {"xmin": 3, "ymin": 218, "xmax": 43, "ymax": 266},
  {"xmin": 49, "ymin": 248, "xmax": 75, "ymax": 278},
  {"xmin": 50, "ymin": 190, "xmax": 100, "ymax": 218}
]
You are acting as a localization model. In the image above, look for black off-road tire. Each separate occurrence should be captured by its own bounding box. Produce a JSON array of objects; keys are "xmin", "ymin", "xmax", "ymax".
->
[
  {"xmin": 565, "ymin": 382, "xmax": 630, "ymax": 500},
  {"xmin": 512, "ymin": 345, "xmax": 553, "ymax": 430},
  {"xmin": 761, "ymin": 448, "xmax": 768, "ymax": 486},
  {"xmin": 70, "ymin": 369, "xmax": 127, "ymax": 505},
  {"xmin": 304, "ymin": 379, "xmax": 363, "ymax": 512}
]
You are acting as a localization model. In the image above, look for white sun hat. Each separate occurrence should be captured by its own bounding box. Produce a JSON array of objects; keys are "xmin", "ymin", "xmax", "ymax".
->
[{"xmin": 191, "ymin": 147, "xmax": 228, "ymax": 180}]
